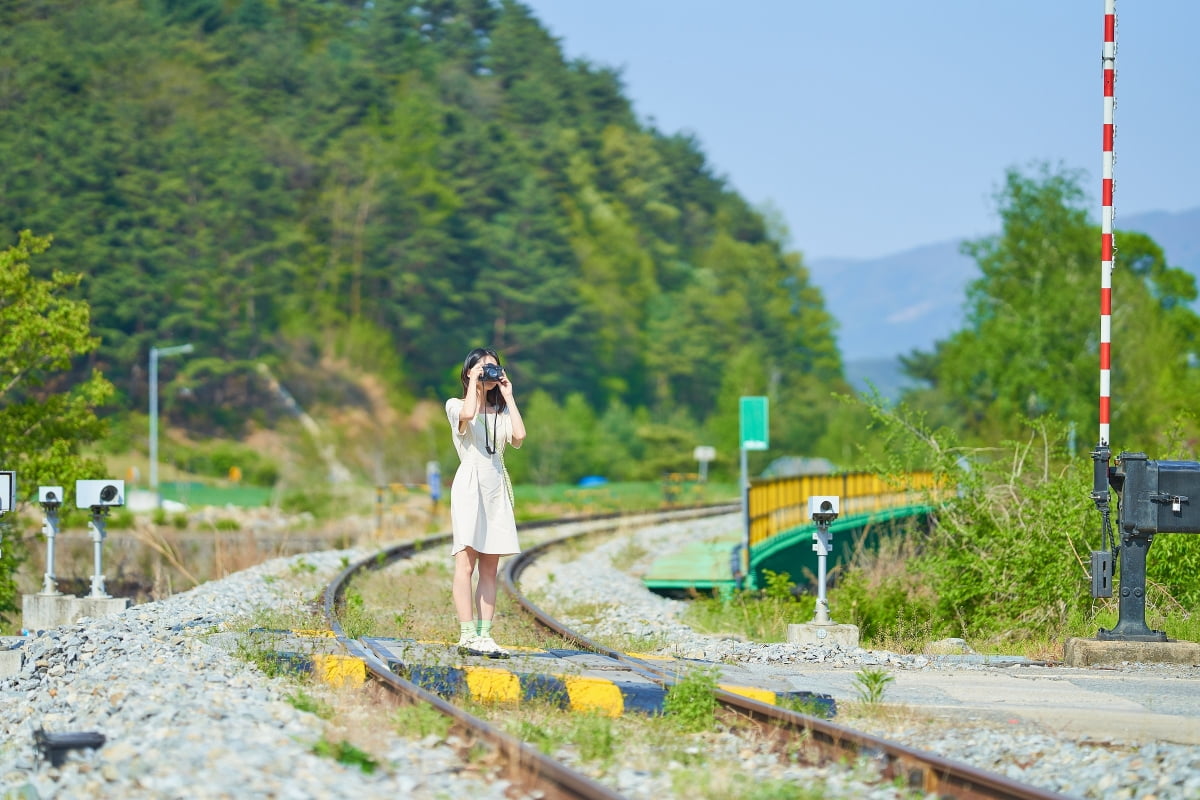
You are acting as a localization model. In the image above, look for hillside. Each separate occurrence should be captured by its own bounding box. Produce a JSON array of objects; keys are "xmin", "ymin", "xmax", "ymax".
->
[{"xmin": 0, "ymin": 0, "xmax": 854, "ymax": 481}]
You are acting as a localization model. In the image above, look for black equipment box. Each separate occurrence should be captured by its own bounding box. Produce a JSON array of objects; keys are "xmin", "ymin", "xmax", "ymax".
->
[{"xmin": 1115, "ymin": 452, "xmax": 1200, "ymax": 535}]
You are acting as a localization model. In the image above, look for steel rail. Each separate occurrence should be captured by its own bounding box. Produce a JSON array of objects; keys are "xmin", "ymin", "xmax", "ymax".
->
[
  {"xmin": 321, "ymin": 505, "xmax": 733, "ymax": 800},
  {"xmin": 501, "ymin": 526, "xmax": 1074, "ymax": 800}
]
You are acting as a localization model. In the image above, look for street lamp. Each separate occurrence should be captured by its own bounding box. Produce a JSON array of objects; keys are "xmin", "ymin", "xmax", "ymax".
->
[{"xmin": 149, "ymin": 343, "xmax": 194, "ymax": 503}]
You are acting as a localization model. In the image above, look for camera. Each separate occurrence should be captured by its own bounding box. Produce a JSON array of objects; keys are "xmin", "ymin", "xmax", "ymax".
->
[
  {"xmin": 480, "ymin": 363, "xmax": 505, "ymax": 382},
  {"xmin": 75, "ymin": 479, "xmax": 125, "ymax": 510},
  {"xmin": 808, "ymin": 495, "xmax": 840, "ymax": 524},
  {"xmin": 39, "ymin": 486, "xmax": 64, "ymax": 507}
]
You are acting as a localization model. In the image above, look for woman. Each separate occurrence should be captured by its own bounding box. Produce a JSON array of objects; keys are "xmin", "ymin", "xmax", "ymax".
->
[{"xmin": 444, "ymin": 347, "xmax": 526, "ymax": 657}]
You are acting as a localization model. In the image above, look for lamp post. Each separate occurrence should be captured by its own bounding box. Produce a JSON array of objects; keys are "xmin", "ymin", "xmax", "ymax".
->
[{"xmin": 149, "ymin": 343, "xmax": 193, "ymax": 504}]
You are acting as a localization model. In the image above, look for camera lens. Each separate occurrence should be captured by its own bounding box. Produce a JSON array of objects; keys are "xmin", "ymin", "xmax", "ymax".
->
[{"xmin": 100, "ymin": 485, "xmax": 118, "ymax": 502}]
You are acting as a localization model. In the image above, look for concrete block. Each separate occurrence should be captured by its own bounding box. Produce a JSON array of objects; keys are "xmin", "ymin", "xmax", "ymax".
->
[
  {"xmin": 0, "ymin": 641, "xmax": 21, "ymax": 678},
  {"xmin": 23, "ymin": 594, "xmax": 131, "ymax": 634},
  {"xmin": 23, "ymin": 594, "xmax": 77, "ymax": 633},
  {"xmin": 1063, "ymin": 636, "xmax": 1200, "ymax": 668},
  {"xmin": 787, "ymin": 622, "xmax": 860, "ymax": 648},
  {"xmin": 74, "ymin": 596, "xmax": 132, "ymax": 622}
]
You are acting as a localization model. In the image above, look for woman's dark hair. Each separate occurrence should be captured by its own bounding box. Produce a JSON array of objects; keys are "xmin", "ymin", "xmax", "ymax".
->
[{"xmin": 461, "ymin": 347, "xmax": 506, "ymax": 411}]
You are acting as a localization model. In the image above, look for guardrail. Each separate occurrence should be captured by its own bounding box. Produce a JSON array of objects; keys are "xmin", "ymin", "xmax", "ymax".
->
[{"xmin": 747, "ymin": 471, "xmax": 940, "ymax": 548}]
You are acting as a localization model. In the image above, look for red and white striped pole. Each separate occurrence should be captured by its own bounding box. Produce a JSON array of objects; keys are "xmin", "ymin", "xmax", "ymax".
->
[
  {"xmin": 1099, "ymin": 0, "xmax": 1116, "ymax": 447},
  {"xmin": 1089, "ymin": 0, "xmax": 1118, "ymax": 596}
]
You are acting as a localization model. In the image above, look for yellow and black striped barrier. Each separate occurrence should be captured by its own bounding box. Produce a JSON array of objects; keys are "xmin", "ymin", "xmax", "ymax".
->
[
  {"xmin": 361, "ymin": 637, "xmax": 834, "ymax": 718},
  {"xmin": 218, "ymin": 630, "xmax": 835, "ymax": 717}
]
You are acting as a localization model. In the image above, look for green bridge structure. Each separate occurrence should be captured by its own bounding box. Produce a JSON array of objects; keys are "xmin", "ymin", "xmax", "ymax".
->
[{"xmin": 643, "ymin": 471, "xmax": 941, "ymax": 596}]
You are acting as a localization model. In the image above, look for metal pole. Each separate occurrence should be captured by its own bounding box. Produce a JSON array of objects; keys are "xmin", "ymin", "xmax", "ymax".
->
[
  {"xmin": 740, "ymin": 447, "xmax": 750, "ymax": 589},
  {"xmin": 88, "ymin": 511, "xmax": 109, "ymax": 598},
  {"xmin": 1098, "ymin": 0, "xmax": 1116, "ymax": 448},
  {"xmin": 149, "ymin": 343, "xmax": 193, "ymax": 505},
  {"xmin": 149, "ymin": 347, "xmax": 159, "ymax": 491},
  {"xmin": 40, "ymin": 507, "xmax": 61, "ymax": 596},
  {"xmin": 813, "ymin": 522, "xmax": 832, "ymax": 624}
]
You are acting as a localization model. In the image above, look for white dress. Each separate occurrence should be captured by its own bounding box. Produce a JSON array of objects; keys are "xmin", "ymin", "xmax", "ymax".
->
[{"xmin": 445, "ymin": 397, "xmax": 521, "ymax": 556}]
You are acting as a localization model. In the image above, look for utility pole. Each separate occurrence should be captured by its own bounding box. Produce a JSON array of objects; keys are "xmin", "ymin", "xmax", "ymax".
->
[{"xmin": 149, "ymin": 343, "xmax": 194, "ymax": 505}]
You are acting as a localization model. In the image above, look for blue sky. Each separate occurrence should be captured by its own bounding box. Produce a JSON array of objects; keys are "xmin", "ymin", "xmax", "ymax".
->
[{"xmin": 520, "ymin": 1, "xmax": 1200, "ymax": 261}]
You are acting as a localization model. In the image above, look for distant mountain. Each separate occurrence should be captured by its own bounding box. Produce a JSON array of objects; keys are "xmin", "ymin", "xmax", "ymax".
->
[{"xmin": 810, "ymin": 206, "xmax": 1200, "ymax": 396}]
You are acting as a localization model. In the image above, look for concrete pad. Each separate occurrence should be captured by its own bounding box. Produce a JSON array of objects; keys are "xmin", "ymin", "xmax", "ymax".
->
[
  {"xmin": 0, "ymin": 639, "xmax": 22, "ymax": 678},
  {"xmin": 23, "ymin": 594, "xmax": 131, "ymax": 634},
  {"xmin": 773, "ymin": 661, "xmax": 1200, "ymax": 745},
  {"xmin": 75, "ymin": 597, "xmax": 132, "ymax": 621},
  {"xmin": 787, "ymin": 622, "xmax": 860, "ymax": 649},
  {"xmin": 1063, "ymin": 636, "xmax": 1200, "ymax": 668}
]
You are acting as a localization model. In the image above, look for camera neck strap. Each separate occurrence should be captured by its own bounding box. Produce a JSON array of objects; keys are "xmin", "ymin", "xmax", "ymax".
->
[{"xmin": 483, "ymin": 406, "xmax": 500, "ymax": 455}]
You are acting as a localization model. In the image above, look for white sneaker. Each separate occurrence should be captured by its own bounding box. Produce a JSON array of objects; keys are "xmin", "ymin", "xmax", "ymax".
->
[{"xmin": 470, "ymin": 636, "xmax": 510, "ymax": 659}]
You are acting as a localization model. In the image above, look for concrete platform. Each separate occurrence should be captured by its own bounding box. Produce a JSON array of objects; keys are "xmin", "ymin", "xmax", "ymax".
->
[
  {"xmin": 22, "ymin": 594, "xmax": 131, "ymax": 634},
  {"xmin": 362, "ymin": 637, "xmax": 836, "ymax": 718},
  {"xmin": 765, "ymin": 658, "xmax": 1200, "ymax": 745},
  {"xmin": 787, "ymin": 622, "xmax": 860, "ymax": 648},
  {"xmin": 1, "ymin": 638, "xmax": 22, "ymax": 678},
  {"xmin": 1063, "ymin": 636, "xmax": 1200, "ymax": 668}
]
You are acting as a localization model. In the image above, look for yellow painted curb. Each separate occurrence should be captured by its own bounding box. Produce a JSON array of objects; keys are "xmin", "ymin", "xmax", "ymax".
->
[
  {"xmin": 312, "ymin": 654, "xmax": 366, "ymax": 688},
  {"xmin": 720, "ymin": 684, "xmax": 776, "ymax": 705},
  {"xmin": 464, "ymin": 666, "xmax": 522, "ymax": 703},
  {"xmin": 562, "ymin": 676, "xmax": 624, "ymax": 717}
]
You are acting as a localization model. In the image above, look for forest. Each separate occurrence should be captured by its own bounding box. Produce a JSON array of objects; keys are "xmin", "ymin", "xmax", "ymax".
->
[{"xmin": 3, "ymin": 0, "xmax": 1200, "ymax": 488}]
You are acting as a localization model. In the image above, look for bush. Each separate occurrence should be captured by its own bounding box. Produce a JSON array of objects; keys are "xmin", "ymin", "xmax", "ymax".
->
[
  {"xmin": 851, "ymin": 398, "xmax": 1200, "ymax": 646},
  {"xmin": 164, "ymin": 439, "xmax": 279, "ymax": 487}
]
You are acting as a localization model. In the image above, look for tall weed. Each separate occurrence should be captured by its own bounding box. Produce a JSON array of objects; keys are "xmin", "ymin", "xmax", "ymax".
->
[{"xmin": 845, "ymin": 398, "xmax": 1200, "ymax": 648}]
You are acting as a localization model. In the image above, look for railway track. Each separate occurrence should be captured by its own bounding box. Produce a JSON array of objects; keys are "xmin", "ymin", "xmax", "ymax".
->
[{"xmin": 322, "ymin": 506, "xmax": 1075, "ymax": 800}]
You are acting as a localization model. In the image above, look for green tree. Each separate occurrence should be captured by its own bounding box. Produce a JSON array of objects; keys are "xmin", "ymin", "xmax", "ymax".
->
[
  {"xmin": 0, "ymin": 232, "xmax": 114, "ymax": 621},
  {"xmin": 903, "ymin": 164, "xmax": 1200, "ymax": 452}
]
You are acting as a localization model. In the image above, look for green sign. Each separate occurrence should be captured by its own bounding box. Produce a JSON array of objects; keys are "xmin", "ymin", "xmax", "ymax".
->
[{"xmin": 739, "ymin": 396, "xmax": 769, "ymax": 450}]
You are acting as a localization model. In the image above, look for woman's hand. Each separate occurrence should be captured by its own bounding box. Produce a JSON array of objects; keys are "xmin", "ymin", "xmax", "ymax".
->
[{"xmin": 498, "ymin": 373, "xmax": 515, "ymax": 399}]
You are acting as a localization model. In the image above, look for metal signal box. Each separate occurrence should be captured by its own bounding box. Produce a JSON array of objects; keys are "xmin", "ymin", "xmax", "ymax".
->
[
  {"xmin": 1115, "ymin": 452, "xmax": 1200, "ymax": 535},
  {"xmin": 1098, "ymin": 451, "xmax": 1200, "ymax": 642}
]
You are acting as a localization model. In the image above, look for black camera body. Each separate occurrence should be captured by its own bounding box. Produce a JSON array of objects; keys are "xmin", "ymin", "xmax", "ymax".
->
[{"xmin": 480, "ymin": 363, "xmax": 504, "ymax": 382}]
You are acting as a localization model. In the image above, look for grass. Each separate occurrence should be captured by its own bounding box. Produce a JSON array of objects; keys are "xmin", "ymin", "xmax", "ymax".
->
[
  {"xmin": 662, "ymin": 668, "xmax": 720, "ymax": 733},
  {"xmin": 312, "ymin": 736, "xmax": 379, "ymax": 774},
  {"xmin": 287, "ymin": 689, "xmax": 335, "ymax": 719},
  {"xmin": 159, "ymin": 481, "xmax": 275, "ymax": 509},
  {"xmin": 610, "ymin": 538, "xmax": 650, "ymax": 572},
  {"xmin": 851, "ymin": 668, "xmax": 894, "ymax": 705},
  {"xmin": 393, "ymin": 703, "xmax": 453, "ymax": 740},
  {"xmin": 340, "ymin": 554, "xmax": 577, "ymax": 652},
  {"xmin": 670, "ymin": 772, "xmax": 826, "ymax": 800},
  {"xmin": 683, "ymin": 570, "xmax": 817, "ymax": 644}
]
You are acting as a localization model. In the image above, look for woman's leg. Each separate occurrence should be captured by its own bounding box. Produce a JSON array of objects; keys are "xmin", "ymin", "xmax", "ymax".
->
[
  {"xmin": 452, "ymin": 548, "xmax": 479, "ymax": 624},
  {"xmin": 474, "ymin": 553, "xmax": 501, "ymax": 621}
]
